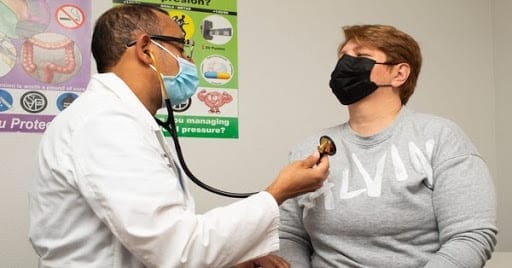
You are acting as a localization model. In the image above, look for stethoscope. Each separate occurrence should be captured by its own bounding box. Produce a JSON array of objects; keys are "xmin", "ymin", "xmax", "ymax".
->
[
  {"xmin": 156, "ymin": 98, "xmax": 258, "ymax": 198},
  {"xmin": 150, "ymin": 52, "xmax": 337, "ymax": 198}
]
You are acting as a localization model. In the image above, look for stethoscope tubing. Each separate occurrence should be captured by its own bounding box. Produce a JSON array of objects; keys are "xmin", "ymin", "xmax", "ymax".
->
[{"xmin": 155, "ymin": 98, "xmax": 257, "ymax": 198}]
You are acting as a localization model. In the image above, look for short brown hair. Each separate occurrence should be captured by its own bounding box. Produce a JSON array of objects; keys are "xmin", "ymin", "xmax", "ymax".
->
[
  {"xmin": 340, "ymin": 25, "xmax": 422, "ymax": 104},
  {"xmin": 91, "ymin": 4, "xmax": 167, "ymax": 73}
]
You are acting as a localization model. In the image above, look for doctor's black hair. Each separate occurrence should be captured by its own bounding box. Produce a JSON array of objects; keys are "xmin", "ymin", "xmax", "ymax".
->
[{"xmin": 91, "ymin": 4, "xmax": 168, "ymax": 73}]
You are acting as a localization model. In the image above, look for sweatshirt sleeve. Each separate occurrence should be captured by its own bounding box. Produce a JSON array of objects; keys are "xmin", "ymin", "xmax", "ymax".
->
[
  {"xmin": 425, "ymin": 154, "xmax": 498, "ymax": 268},
  {"xmin": 277, "ymin": 197, "xmax": 313, "ymax": 268}
]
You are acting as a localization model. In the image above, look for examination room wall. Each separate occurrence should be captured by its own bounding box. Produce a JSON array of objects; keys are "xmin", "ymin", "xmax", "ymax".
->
[{"xmin": 1, "ymin": 0, "xmax": 510, "ymax": 267}]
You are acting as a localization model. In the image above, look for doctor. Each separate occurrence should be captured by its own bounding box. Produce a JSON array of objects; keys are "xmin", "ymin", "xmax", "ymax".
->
[{"xmin": 29, "ymin": 4, "xmax": 329, "ymax": 268}]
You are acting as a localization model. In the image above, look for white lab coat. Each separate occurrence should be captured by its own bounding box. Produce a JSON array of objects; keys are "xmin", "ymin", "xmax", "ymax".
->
[{"xmin": 29, "ymin": 73, "xmax": 280, "ymax": 267}]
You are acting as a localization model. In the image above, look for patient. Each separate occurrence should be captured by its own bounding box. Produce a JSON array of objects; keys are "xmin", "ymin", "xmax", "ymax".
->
[{"xmin": 275, "ymin": 24, "xmax": 497, "ymax": 268}]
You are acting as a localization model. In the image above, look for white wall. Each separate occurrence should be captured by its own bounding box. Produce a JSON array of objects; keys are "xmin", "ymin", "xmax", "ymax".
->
[
  {"xmin": 0, "ymin": 0, "xmax": 509, "ymax": 266},
  {"xmin": 492, "ymin": 0, "xmax": 512, "ymax": 250}
]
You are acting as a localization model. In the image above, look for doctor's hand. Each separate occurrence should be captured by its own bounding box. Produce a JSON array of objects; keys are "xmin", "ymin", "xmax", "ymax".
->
[
  {"xmin": 233, "ymin": 254, "xmax": 290, "ymax": 268},
  {"xmin": 265, "ymin": 151, "xmax": 329, "ymax": 205}
]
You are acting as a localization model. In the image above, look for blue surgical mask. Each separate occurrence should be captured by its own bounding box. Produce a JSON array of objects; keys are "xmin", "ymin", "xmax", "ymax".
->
[{"xmin": 151, "ymin": 40, "xmax": 199, "ymax": 106}]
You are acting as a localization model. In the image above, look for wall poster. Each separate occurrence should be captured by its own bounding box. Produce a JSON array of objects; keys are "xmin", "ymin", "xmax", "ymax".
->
[
  {"xmin": 115, "ymin": 0, "xmax": 239, "ymax": 139},
  {"xmin": 0, "ymin": 0, "xmax": 91, "ymax": 133}
]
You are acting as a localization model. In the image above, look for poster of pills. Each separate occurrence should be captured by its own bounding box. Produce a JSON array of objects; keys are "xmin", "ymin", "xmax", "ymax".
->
[
  {"xmin": 0, "ymin": 0, "xmax": 91, "ymax": 133},
  {"xmin": 115, "ymin": 0, "xmax": 239, "ymax": 139}
]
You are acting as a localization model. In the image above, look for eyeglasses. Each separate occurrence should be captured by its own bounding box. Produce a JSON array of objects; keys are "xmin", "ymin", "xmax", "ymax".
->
[{"xmin": 127, "ymin": 34, "xmax": 195, "ymax": 59}]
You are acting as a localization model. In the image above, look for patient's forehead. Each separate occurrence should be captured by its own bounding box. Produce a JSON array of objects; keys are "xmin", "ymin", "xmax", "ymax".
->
[{"xmin": 339, "ymin": 40, "xmax": 380, "ymax": 55}]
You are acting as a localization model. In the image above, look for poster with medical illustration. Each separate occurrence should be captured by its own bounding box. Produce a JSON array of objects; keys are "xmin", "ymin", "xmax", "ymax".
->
[
  {"xmin": 0, "ymin": 0, "xmax": 91, "ymax": 133},
  {"xmin": 114, "ymin": 0, "xmax": 239, "ymax": 139}
]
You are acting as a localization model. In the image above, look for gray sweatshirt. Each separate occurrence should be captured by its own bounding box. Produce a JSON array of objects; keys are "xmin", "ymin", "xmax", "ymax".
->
[{"xmin": 278, "ymin": 107, "xmax": 497, "ymax": 268}]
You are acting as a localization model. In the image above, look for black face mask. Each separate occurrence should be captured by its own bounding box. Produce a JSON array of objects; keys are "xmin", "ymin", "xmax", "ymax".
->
[{"xmin": 329, "ymin": 54, "xmax": 395, "ymax": 105}]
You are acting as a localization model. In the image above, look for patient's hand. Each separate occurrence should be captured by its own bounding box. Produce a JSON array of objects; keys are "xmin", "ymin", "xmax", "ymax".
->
[{"xmin": 234, "ymin": 254, "xmax": 290, "ymax": 268}]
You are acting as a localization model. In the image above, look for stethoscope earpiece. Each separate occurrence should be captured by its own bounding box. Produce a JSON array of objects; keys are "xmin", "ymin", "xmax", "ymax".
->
[{"xmin": 147, "ymin": 51, "xmax": 155, "ymax": 63}]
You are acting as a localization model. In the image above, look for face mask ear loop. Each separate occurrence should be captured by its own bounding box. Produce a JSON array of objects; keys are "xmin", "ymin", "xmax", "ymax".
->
[
  {"xmin": 151, "ymin": 40, "xmax": 182, "ymax": 77},
  {"xmin": 148, "ymin": 51, "xmax": 170, "ymax": 101}
]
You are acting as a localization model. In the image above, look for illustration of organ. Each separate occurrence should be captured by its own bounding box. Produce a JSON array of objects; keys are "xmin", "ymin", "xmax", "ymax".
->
[
  {"xmin": 22, "ymin": 35, "xmax": 78, "ymax": 83},
  {"xmin": 197, "ymin": 89, "xmax": 233, "ymax": 113}
]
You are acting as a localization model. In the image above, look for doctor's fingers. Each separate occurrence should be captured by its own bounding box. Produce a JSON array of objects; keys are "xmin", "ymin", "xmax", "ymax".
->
[
  {"xmin": 253, "ymin": 254, "xmax": 290, "ymax": 268},
  {"xmin": 300, "ymin": 150, "xmax": 321, "ymax": 168}
]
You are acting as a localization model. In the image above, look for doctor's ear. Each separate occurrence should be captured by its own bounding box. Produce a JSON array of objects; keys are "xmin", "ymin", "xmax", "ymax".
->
[
  {"xmin": 131, "ymin": 34, "xmax": 154, "ymax": 64},
  {"xmin": 136, "ymin": 48, "xmax": 153, "ymax": 65}
]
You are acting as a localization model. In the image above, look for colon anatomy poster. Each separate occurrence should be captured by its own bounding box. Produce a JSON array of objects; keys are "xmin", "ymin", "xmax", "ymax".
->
[
  {"xmin": 0, "ymin": 0, "xmax": 91, "ymax": 133},
  {"xmin": 115, "ymin": 0, "xmax": 239, "ymax": 139}
]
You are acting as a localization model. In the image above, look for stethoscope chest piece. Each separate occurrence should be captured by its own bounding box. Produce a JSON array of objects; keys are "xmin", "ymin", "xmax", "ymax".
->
[{"xmin": 318, "ymin": 135, "xmax": 336, "ymax": 157}]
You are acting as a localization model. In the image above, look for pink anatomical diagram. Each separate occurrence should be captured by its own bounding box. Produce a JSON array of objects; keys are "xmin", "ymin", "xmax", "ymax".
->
[
  {"xmin": 21, "ymin": 32, "xmax": 81, "ymax": 84},
  {"xmin": 197, "ymin": 89, "xmax": 233, "ymax": 113}
]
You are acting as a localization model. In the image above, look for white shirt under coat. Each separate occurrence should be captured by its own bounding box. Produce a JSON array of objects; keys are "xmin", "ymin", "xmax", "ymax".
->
[{"xmin": 29, "ymin": 73, "xmax": 280, "ymax": 267}]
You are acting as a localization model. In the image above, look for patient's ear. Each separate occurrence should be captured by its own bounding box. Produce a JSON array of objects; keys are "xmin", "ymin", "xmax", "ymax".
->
[{"xmin": 391, "ymin": 63, "xmax": 410, "ymax": 88}]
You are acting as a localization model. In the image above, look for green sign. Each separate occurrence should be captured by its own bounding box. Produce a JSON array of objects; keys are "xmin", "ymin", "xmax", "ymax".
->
[{"xmin": 114, "ymin": 0, "xmax": 239, "ymax": 138}]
